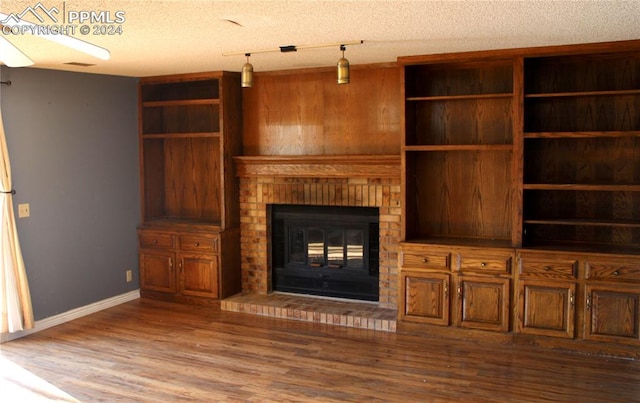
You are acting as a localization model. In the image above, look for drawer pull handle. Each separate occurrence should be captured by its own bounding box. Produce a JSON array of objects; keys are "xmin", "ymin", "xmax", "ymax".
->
[
  {"xmin": 422, "ymin": 258, "xmax": 429, "ymax": 263},
  {"xmin": 443, "ymin": 282, "xmax": 448, "ymax": 297},
  {"xmin": 569, "ymin": 292, "xmax": 574, "ymax": 307},
  {"xmin": 613, "ymin": 270, "xmax": 620, "ymax": 276},
  {"xmin": 544, "ymin": 266, "xmax": 551, "ymax": 271}
]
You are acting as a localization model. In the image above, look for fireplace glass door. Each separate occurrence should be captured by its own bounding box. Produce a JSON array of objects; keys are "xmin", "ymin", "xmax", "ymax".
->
[{"xmin": 289, "ymin": 226, "xmax": 366, "ymax": 270}]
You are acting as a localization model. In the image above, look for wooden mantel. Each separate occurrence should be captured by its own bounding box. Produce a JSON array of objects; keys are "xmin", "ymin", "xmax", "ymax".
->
[{"xmin": 234, "ymin": 155, "xmax": 401, "ymax": 178}]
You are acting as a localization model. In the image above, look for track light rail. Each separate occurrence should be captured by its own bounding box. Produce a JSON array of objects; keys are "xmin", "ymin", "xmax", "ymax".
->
[{"xmin": 223, "ymin": 40, "xmax": 363, "ymax": 57}]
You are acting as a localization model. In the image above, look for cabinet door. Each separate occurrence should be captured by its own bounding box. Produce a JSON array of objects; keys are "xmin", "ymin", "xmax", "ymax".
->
[
  {"xmin": 455, "ymin": 276, "xmax": 510, "ymax": 332},
  {"xmin": 400, "ymin": 271, "xmax": 450, "ymax": 326},
  {"xmin": 584, "ymin": 285, "xmax": 640, "ymax": 345},
  {"xmin": 179, "ymin": 253, "xmax": 220, "ymax": 299},
  {"xmin": 140, "ymin": 250, "xmax": 176, "ymax": 293},
  {"xmin": 517, "ymin": 280, "xmax": 576, "ymax": 338}
]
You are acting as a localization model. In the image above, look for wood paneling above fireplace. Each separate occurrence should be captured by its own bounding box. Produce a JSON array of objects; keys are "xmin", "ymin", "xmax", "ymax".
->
[{"xmin": 242, "ymin": 63, "xmax": 402, "ymax": 156}]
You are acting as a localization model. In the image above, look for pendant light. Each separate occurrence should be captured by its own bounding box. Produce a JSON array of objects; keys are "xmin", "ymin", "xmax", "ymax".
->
[
  {"xmin": 241, "ymin": 53, "xmax": 254, "ymax": 88},
  {"xmin": 224, "ymin": 40, "xmax": 363, "ymax": 87},
  {"xmin": 337, "ymin": 45, "xmax": 350, "ymax": 85}
]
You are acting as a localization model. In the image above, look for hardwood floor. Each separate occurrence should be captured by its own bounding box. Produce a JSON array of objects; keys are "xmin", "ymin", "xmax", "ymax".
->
[{"xmin": 2, "ymin": 299, "xmax": 639, "ymax": 402}]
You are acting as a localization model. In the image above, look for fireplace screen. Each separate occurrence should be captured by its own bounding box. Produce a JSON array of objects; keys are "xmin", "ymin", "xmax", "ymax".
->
[
  {"xmin": 272, "ymin": 205, "xmax": 379, "ymax": 301},
  {"xmin": 289, "ymin": 227, "xmax": 366, "ymax": 269}
]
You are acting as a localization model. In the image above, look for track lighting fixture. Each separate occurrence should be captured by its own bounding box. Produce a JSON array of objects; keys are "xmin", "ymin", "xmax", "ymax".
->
[
  {"xmin": 241, "ymin": 53, "xmax": 254, "ymax": 88},
  {"xmin": 224, "ymin": 40, "xmax": 363, "ymax": 87},
  {"xmin": 337, "ymin": 45, "xmax": 350, "ymax": 85}
]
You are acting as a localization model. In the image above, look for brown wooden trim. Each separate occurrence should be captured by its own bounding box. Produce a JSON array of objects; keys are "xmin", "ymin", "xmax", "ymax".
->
[
  {"xmin": 140, "ymin": 71, "xmax": 240, "ymax": 82},
  {"xmin": 511, "ymin": 56, "xmax": 524, "ymax": 247},
  {"xmin": 252, "ymin": 62, "xmax": 399, "ymax": 77},
  {"xmin": 234, "ymin": 155, "xmax": 401, "ymax": 178},
  {"xmin": 398, "ymin": 39, "xmax": 640, "ymax": 65}
]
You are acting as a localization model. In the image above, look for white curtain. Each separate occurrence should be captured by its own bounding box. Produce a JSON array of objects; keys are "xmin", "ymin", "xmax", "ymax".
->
[{"xmin": 0, "ymin": 99, "xmax": 34, "ymax": 333}]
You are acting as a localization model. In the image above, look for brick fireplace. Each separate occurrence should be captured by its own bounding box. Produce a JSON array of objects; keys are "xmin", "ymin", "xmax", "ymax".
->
[{"xmin": 234, "ymin": 155, "xmax": 401, "ymax": 310}]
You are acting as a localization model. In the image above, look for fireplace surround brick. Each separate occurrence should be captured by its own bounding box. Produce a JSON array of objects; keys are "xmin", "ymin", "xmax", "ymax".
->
[{"xmin": 237, "ymin": 171, "xmax": 401, "ymax": 310}]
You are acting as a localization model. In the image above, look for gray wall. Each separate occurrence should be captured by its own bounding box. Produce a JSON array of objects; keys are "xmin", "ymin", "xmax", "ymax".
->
[{"xmin": 1, "ymin": 66, "xmax": 139, "ymax": 321}]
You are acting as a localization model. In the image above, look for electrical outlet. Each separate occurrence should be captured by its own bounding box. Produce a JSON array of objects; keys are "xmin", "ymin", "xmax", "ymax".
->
[
  {"xmin": 126, "ymin": 269, "xmax": 133, "ymax": 283},
  {"xmin": 18, "ymin": 203, "xmax": 30, "ymax": 218}
]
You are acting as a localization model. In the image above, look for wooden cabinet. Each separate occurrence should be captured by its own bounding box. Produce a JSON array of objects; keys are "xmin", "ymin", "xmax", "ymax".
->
[
  {"xmin": 140, "ymin": 249, "xmax": 176, "ymax": 293},
  {"xmin": 456, "ymin": 249, "xmax": 512, "ymax": 332},
  {"xmin": 138, "ymin": 229, "xmax": 234, "ymax": 302},
  {"xmin": 584, "ymin": 258, "xmax": 640, "ymax": 345},
  {"xmin": 518, "ymin": 280, "xmax": 576, "ymax": 338},
  {"xmin": 398, "ymin": 40, "xmax": 640, "ymax": 357},
  {"xmin": 399, "ymin": 245, "xmax": 452, "ymax": 325},
  {"xmin": 139, "ymin": 230, "xmax": 177, "ymax": 293},
  {"xmin": 400, "ymin": 270, "xmax": 451, "ymax": 326},
  {"xmin": 516, "ymin": 252, "xmax": 578, "ymax": 338},
  {"xmin": 455, "ymin": 275, "xmax": 510, "ymax": 332},
  {"xmin": 584, "ymin": 284, "xmax": 639, "ymax": 344},
  {"xmin": 515, "ymin": 252, "xmax": 640, "ymax": 346},
  {"xmin": 399, "ymin": 243, "xmax": 512, "ymax": 332},
  {"xmin": 179, "ymin": 253, "xmax": 219, "ymax": 299},
  {"xmin": 138, "ymin": 72, "xmax": 242, "ymax": 303},
  {"xmin": 177, "ymin": 233, "xmax": 219, "ymax": 299}
]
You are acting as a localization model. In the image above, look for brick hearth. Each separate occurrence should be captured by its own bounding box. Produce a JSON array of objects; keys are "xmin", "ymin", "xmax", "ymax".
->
[{"xmin": 221, "ymin": 293, "xmax": 397, "ymax": 332}]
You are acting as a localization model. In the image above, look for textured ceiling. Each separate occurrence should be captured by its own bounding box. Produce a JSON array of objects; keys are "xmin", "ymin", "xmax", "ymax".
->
[{"xmin": 1, "ymin": 0, "xmax": 640, "ymax": 77}]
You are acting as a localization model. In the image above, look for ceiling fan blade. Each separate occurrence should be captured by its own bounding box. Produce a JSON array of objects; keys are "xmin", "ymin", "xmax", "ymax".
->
[
  {"xmin": 0, "ymin": 12, "xmax": 110, "ymax": 61},
  {"xmin": 0, "ymin": 35, "xmax": 35, "ymax": 67}
]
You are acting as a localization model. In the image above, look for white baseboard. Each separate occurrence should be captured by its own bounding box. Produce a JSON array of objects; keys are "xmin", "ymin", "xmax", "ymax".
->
[{"xmin": 1, "ymin": 289, "xmax": 140, "ymax": 343}]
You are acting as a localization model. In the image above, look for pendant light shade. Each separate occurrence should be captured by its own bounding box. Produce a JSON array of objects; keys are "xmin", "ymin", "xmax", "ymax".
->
[
  {"xmin": 241, "ymin": 53, "xmax": 253, "ymax": 88},
  {"xmin": 337, "ymin": 45, "xmax": 350, "ymax": 85}
]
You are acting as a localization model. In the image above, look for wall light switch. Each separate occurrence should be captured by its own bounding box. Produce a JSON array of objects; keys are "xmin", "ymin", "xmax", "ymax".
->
[
  {"xmin": 126, "ymin": 269, "xmax": 133, "ymax": 283},
  {"xmin": 18, "ymin": 203, "xmax": 30, "ymax": 218}
]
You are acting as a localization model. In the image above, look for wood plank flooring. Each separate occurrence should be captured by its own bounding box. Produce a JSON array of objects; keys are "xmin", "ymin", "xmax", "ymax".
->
[{"xmin": 2, "ymin": 298, "xmax": 639, "ymax": 402}]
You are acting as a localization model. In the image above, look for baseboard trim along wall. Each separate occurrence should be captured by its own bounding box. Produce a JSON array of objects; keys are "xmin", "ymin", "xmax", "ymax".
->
[{"xmin": 1, "ymin": 290, "xmax": 140, "ymax": 343}]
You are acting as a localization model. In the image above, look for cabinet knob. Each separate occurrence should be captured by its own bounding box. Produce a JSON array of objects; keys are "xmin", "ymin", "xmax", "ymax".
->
[
  {"xmin": 153, "ymin": 239, "xmax": 158, "ymax": 244},
  {"xmin": 422, "ymin": 257, "xmax": 429, "ymax": 263},
  {"xmin": 481, "ymin": 262, "xmax": 487, "ymax": 267},
  {"xmin": 544, "ymin": 266, "xmax": 551, "ymax": 271},
  {"xmin": 613, "ymin": 270, "xmax": 620, "ymax": 276},
  {"xmin": 195, "ymin": 242, "xmax": 200, "ymax": 247}
]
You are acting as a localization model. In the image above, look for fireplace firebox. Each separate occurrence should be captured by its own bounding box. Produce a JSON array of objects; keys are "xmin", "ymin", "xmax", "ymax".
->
[{"xmin": 271, "ymin": 205, "xmax": 379, "ymax": 301}]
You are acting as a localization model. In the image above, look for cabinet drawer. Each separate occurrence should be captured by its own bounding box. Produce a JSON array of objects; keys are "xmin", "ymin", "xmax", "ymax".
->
[
  {"xmin": 402, "ymin": 251, "xmax": 450, "ymax": 270},
  {"xmin": 139, "ymin": 232, "xmax": 175, "ymax": 249},
  {"xmin": 586, "ymin": 261, "xmax": 640, "ymax": 282},
  {"xmin": 519, "ymin": 258, "xmax": 577, "ymax": 279},
  {"xmin": 459, "ymin": 254, "xmax": 512, "ymax": 274},
  {"xmin": 179, "ymin": 235, "xmax": 218, "ymax": 253}
]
